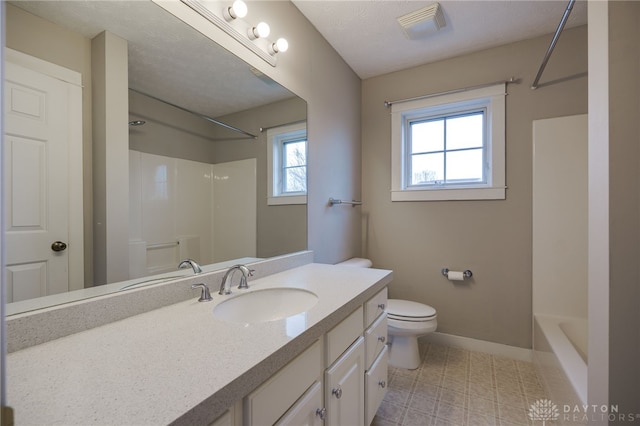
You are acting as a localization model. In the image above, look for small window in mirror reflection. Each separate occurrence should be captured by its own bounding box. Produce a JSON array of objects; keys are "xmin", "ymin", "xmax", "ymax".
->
[{"xmin": 267, "ymin": 123, "xmax": 307, "ymax": 205}]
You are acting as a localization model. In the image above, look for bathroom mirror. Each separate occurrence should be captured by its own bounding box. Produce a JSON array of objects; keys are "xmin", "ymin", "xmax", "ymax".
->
[{"xmin": 4, "ymin": 0, "xmax": 307, "ymax": 314}]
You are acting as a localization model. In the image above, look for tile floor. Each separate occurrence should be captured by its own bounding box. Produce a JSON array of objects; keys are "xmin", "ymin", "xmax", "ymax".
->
[{"xmin": 372, "ymin": 339, "xmax": 549, "ymax": 426}]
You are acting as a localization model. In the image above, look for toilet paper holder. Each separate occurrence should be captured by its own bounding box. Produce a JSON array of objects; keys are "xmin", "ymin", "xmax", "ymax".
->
[{"xmin": 441, "ymin": 268, "xmax": 473, "ymax": 279}]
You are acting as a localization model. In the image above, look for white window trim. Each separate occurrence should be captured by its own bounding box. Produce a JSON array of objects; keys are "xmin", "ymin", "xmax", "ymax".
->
[
  {"xmin": 267, "ymin": 122, "xmax": 307, "ymax": 205},
  {"xmin": 391, "ymin": 83, "xmax": 506, "ymax": 201}
]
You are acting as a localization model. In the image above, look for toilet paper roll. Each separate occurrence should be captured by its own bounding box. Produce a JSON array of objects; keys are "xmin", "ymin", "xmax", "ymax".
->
[{"xmin": 447, "ymin": 271, "xmax": 465, "ymax": 281}]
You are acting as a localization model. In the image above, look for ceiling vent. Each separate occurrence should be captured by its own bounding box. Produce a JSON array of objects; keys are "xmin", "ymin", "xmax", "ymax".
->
[{"xmin": 397, "ymin": 3, "xmax": 446, "ymax": 40}]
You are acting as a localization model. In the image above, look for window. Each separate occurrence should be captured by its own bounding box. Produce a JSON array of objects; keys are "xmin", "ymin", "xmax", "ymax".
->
[
  {"xmin": 267, "ymin": 122, "xmax": 307, "ymax": 205},
  {"xmin": 391, "ymin": 84, "xmax": 506, "ymax": 201}
]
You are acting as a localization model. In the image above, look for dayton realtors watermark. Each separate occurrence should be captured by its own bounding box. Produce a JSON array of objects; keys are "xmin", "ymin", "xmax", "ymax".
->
[{"xmin": 529, "ymin": 399, "xmax": 640, "ymax": 424}]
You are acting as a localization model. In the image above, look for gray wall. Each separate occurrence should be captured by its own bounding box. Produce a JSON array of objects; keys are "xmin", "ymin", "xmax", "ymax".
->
[
  {"xmin": 605, "ymin": 1, "xmax": 640, "ymax": 416},
  {"xmin": 361, "ymin": 26, "xmax": 588, "ymax": 348},
  {"xmin": 129, "ymin": 90, "xmax": 219, "ymax": 164}
]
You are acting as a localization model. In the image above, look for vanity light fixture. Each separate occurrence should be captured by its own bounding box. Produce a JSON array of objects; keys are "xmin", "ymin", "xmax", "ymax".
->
[
  {"xmin": 248, "ymin": 22, "xmax": 270, "ymax": 40},
  {"xmin": 222, "ymin": 0, "xmax": 247, "ymax": 21},
  {"xmin": 181, "ymin": 0, "xmax": 288, "ymax": 67}
]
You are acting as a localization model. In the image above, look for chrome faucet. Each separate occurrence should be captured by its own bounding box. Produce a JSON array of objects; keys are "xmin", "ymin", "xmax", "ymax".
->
[
  {"xmin": 178, "ymin": 259, "xmax": 202, "ymax": 274},
  {"xmin": 219, "ymin": 264, "xmax": 255, "ymax": 295}
]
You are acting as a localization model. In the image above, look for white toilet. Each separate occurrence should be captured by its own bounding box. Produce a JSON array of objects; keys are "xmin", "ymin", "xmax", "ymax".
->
[
  {"xmin": 387, "ymin": 299, "xmax": 437, "ymax": 369},
  {"xmin": 337, "ymin": 258, "xmax": 438, "ymax": 370}
]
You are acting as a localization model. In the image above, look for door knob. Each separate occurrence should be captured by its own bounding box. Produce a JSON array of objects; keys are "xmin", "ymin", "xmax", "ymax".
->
[{"xmin": 51, "ymin": 241, "xmax": 67, "ymax": 252}]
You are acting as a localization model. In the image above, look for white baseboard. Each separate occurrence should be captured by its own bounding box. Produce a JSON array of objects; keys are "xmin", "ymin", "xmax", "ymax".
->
[{"xmin": 422, "ymin": 332, "xmax": 533, "ymax": 362}]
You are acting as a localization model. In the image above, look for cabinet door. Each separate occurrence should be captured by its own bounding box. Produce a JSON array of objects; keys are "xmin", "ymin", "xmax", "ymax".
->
[
  {"xmin": 325, "ymin": 336, "xmax": 365, "ymax": 426},
  {"xmin": 275, "ymin": 381, "xmax": 324, "ymax": 426},
  {"xmin": 365, "ymin": 345, "xmax": 389, "ymax": 426},
  {"xmin": 365, "ymin": 314, "xmax": 387, "ymax": 369}
]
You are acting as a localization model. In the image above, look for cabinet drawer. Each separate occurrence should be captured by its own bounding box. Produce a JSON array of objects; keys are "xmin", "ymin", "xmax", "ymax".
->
[
  {"xmin": 365, "ymin": 314, "xmax": 387, "ymax": 369},
  {"xmin": 365, "ymin": 345, "xmax": 389, "ymax": 426},
  {"xmin": 244, "ymin": 340, "xmax": 322, "ymax": 426},
  {"xmin": 326, "ymin": 306, "xmax": 363, "ymax": 367},
  {"xmin": 364, "ymin": 287, "xmax": 387, "ymax": 327},
  {"xmin": 275, "ymin": 381, "xmax": 323, "ymax": 426}
]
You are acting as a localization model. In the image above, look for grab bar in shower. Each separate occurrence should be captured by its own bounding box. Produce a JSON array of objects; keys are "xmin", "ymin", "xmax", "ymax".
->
[{"xmin": 147, "ymin": 241, "xmax": 180, "ymax": 250}]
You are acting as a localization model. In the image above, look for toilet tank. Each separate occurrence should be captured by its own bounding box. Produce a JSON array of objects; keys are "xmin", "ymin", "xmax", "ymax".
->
[{"xmin": 336, "ymin": 258, "xmax": 372, "ymax": 268}]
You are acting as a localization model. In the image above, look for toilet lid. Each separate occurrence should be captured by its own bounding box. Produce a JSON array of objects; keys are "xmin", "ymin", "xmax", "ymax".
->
[{"xmin": 387, "ymin": 299, "xmax": 436, "ymax": 319}]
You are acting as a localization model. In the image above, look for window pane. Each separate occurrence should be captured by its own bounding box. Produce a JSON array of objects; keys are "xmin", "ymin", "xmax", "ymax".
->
[
  {"xmin": 446, "ymin": 149, "xmax": 484, "ymax": 182},
  {"xmin": 411, "ymin": 153, "xmax": 443, "ymax": 185},
  {"xmin": 411, "ymin": 119, "xmax": 444, "ymax": 153},
  {"xmin": 446, "ymin": 113, "xmax": 483, "ymax": 150},
  {"xmin": 284, "ymin": 140, "xmax": 306, "ymax": 167},
  {"xmin": 284, "ymin": 166, "xmax": 307, "ymax": 192}
]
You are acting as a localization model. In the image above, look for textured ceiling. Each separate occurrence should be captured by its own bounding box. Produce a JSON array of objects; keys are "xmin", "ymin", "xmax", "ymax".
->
[
  {"xmin": 11, "ymin": 0, "xmax": 589, "ymax": 112},
  {"xmin": 292, "ymin": 0, "xmax": 588, "ymax": 79},
  {"xmin": 10, "ymin": 0, "xmax": 295, "ymax": 118}
]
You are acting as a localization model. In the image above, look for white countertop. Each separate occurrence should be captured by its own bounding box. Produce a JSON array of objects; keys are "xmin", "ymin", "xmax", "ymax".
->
[{"xmin": 7, "ymin": 263, "xmax": 392, "ymax": 425}]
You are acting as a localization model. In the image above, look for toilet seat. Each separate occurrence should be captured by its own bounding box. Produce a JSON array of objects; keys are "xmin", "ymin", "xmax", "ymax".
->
[{"xmin": 387, "ymin": 299, "xmax": 436, "ymax": 322}]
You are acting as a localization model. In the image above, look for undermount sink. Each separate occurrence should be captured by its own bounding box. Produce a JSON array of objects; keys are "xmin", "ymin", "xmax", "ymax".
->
[{"xmin": 213, "ymin": 287, "xmax": 318, "ymax": 324}]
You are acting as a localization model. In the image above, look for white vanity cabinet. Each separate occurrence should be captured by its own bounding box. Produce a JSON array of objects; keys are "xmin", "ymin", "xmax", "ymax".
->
[{"xmin": 241, "ymin": 287, "xmax": 389, "ymax": 426}]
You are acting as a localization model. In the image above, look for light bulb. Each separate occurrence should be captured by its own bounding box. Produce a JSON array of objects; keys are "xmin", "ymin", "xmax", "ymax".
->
[
  {"xmin": 248, "ymin": 22, "xmax": 270, "ymax": 39},
  {"xmin": 223, "ymin": 0, "xmax": 247, "ymax": 20},
  {"xmin": 231, "ymin": 0, "xmax": 247, "ymax": 18},
  {"xmin": 275, "ymin": 38, "xmax": 288, "ymax": 52},
  {"xmin": 269, "ymin": 38, "xmax": 289, "ymax": 55}
]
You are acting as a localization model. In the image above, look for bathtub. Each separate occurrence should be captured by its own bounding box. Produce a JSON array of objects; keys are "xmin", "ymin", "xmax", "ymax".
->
[{"xmin": 533, "ymin": 315, "xmax": 587, "ymax": 406}]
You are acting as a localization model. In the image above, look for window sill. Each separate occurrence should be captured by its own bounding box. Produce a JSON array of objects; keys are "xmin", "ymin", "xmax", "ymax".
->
[
  {"xmin": 391, "ymin": 187, "xmax": 505, "ymax": 201},
  {"xmin": 268, "ymin": 195, "xmax": 307, "ymax": 206}
]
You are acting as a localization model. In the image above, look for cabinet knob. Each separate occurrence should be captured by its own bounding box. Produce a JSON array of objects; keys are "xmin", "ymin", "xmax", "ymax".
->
[
  {"xmin": 332, "ymin": 386, "xmax": 343, "ymax": 399},
  {"xmin": 315, "ymin": 407, "xmax": 327, "ymax": 420},
  {"xmin": 378, "ymin": 380, "xmax": 386, "ymax": 388},
  {"xmin": 378, "ymin": 303, "xmax": 385, "ymax": 310},
  {"xmin": 378, "ymin": 336, "xmax": 386, "ymax": 343}
]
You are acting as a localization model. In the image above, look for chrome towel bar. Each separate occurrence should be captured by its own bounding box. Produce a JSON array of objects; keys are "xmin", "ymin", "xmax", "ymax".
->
[{"xmin": 329, "ymin": 198, "xmax": 362, "ymax": 207}]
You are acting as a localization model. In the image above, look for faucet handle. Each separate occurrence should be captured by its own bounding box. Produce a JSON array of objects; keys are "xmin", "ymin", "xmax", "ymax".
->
[
  {"xmin": 191, "ymin": 283, "xmax": 213, "ymax": 302},
  {"xmin": 238, "ymin": 276, "xmax": 250, "ymax": 290}
]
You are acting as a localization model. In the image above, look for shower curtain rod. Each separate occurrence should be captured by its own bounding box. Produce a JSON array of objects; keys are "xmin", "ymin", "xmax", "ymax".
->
[
  {"xmin": 383, "ymin": 77, "xmax": 518, "ymax": 108},
  {"xmin": 259, "ymin": 119, "xmax": 307, "ymax": 133},
  {"xmin": 531, "ymin": 0, "xmax": 576, "ymax": 90},
  {"xmin": 129, "ymin": 88, "xmax": 258, "ymax": 139}
]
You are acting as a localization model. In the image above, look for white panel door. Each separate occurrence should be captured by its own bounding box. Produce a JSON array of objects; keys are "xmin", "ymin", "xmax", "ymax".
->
[{"xmin": 4, "ymin": 59, "xmax": 79, "ymax": 302}]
